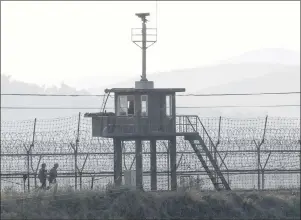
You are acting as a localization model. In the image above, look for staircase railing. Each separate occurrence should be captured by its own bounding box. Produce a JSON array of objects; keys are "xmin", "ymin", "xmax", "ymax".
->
[
  {"xmin": 176, "ymin": 115, "xmax": 198, "ymax": 133},
  {"xmin": 196, "ymin": 117, "xmax": 229, "ymax": 172},
  {"xmin": 185, "ymin": 116, "xmax": 230, "ymax": 179}
]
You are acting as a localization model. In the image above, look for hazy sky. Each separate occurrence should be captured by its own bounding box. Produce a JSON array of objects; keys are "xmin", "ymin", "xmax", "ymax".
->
[{"xmin": 1, "ymin": 1, "xmax": 300, "ymax": 89}]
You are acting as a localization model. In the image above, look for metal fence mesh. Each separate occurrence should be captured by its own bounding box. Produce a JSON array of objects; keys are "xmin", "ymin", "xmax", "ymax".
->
[{"xmin": 1, "ymin": 114, "xmax": 300, "ymax": 192}]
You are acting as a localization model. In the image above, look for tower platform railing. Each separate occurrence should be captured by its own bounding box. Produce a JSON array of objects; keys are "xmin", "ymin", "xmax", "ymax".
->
[{"xmin": 89, "ymin": 115, "xmax": 199, "ymax": 138}]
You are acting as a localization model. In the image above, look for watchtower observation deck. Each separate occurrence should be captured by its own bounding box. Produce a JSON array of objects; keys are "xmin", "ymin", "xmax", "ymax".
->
[{"xmin": 85, "ymin": 86, "xmax": 199, "ymax": 140}]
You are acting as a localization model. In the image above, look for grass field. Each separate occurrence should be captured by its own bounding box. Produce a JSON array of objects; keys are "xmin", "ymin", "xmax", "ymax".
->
[{"xmin": 1, "ymin": 187, "xmax": 300, "ymax": 220}]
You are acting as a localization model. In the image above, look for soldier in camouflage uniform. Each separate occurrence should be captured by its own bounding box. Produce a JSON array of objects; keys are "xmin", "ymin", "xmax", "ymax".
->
[
  {"xmin": 48, "ymin": 163, "xmax": 59, "ymax": 187},
  {"xmin": 38, "ymin": 163, "xmax": 47, "ymax": 190}
]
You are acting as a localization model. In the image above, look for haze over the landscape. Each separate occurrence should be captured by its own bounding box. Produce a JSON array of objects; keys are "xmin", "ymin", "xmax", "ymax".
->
[
  {"xmin": 1, "ymin": 1, "xmax": 300, "ymax": 121},
  {"xmin": 1, "ymin": 4, "xmax": 300, "ymax": 220},
  {"xmin": 1, "ymin": 47, "xmax": 300, "ymax": 121}
]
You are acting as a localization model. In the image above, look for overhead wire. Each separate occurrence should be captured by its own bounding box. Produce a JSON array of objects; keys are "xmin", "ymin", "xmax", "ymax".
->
[
  {"xmin": 177, "ymin": 91, "xmax": 300, "ymax": 97},
  {"xmin": 1, "ymin": 104, "xmax": 300, "ymax": 110},
  {"xmin": 0, "ymin": 91, "xmax": 300, "ymax": 97}
]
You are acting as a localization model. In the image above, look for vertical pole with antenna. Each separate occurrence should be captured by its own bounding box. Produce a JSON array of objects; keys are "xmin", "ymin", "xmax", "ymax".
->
[
  {"xmin": 142, "ymin": 20, "xmax": 147, "ymax": 81},
  {"xmin": 132, "ymin": 13, "xmax": 157, "ymax": 84}
]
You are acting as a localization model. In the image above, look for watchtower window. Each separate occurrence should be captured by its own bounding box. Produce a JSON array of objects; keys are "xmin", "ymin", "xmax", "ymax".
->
[
  {"xmin": 117, "ymin": 95, "xmax": 135, "ymax": 116},
  {"xmin": 127, "ymin": 95, "xmax": 135, "ymax": 115},
  {"xmin": 166, "ymin": 95, "xmax": 172, "ymax": 116},
  {"xmin": 141, "ymin": 95, "xmax": 148, "ymax": 116},
  {"xmin": 118, "ymin": 96, "xmax": 127, "ymax": 116}
]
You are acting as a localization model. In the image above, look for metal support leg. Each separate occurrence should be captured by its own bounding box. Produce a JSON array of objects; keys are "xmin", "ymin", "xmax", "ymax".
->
[
  {"xmin": 169, "ymin": 137, "xmax": 177, "ymax": 191},
  {"xmin": 113, "ymin": 138, "xmax": 122, "ymax": 187},
  {"xmin": 135, "ymin": 139, "xmax": 143, "ymax": 190},
  {"xmin": 150, "ymin": 139, "xmax": 157, "ymax": 190}
]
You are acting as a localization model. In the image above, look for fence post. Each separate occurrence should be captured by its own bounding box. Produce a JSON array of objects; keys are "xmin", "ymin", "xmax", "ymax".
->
[
  {"xmin": 262, "ymin": 151, "xmax": 271, "ymax": 190},
  {"xmin": 30, "ymin": 118, "xmax": 37, "ymax": 190},
  {"xmin": 91, "ymin": 176, "xmax": 95, "ymax": 189},
  {"xmin": 26, "ymin": 149, "xmax": 30, "ymax": 192},
  {"xmin": 253, "ymin": 139, "xmax": 261, "ymax": 190},
  {"xmin": 260, "ymin": 116, "xmax": 268, "ymax": 190},
  {"xmin": 74, "ymin": 148, "xmax": 78, "ymax": 190},
  {"xmin": 261, "ymin": 170, "xmax": 265, "ymax": 190},
  {"xmin": 255, "ymin": 115, "xmax": 268, "ymax": 190},
  {"xmin": 74, "ymin": 112, "xmax": 81, "ymax": 190},
  {"xmin": 24, "ymin": 118, "xmax": 37, "ymax": 192},
  {"xmin": 79, "ymin": 154, "xmax": 89, "ymax": 190},
  {"xmin": 257, "ymin": 145, "xmax": 261, "ymax": 190},
  {"xmin": 79, "ymin": 171, "xmax": 82, "ymax": 190}
]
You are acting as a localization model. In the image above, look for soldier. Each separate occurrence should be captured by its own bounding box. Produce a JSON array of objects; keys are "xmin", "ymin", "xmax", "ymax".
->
[
  {"xmin": 38, "ymin": 163, "xmax": 47, "ymax": 190},
  {"xmin": 48, "ymin": 163, "xmax": 59, "ymax": 187}
]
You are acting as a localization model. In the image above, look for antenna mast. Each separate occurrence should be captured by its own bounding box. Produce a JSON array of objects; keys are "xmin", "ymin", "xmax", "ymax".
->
[{"xmin": 132, "ymin": 13, "xmax": 157, "ymax": 88}]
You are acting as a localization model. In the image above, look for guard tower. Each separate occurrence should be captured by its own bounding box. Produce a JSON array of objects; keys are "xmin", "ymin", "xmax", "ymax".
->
[{"xmin": 85, "ymin": 13, "xmax": 231, "ymax": 191}]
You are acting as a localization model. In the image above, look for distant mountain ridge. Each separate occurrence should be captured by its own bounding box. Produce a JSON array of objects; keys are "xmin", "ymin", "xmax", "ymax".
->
[
  {"xmin": 88, "ymin": 48, "xmax": 300, "ymax": 94},
  {"xmin": 1, "ymin": 48, "xmax": 300, "ymax": 121}
]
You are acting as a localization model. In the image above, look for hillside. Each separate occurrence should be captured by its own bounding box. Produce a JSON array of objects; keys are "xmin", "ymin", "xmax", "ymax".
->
[
  {"xmin": 176, "ymin": 64, "xmax": 300, "ymax": 117},
  {"xmin": 224, "ymin": 48, "xmax": 300, "ymax": 65},
  {"xmin": 1, "ymin": 75, "xmax": 100, "ymax": 121},
  {"xmin": 89, "ymin": 48, "xmax": 300, "ymax": 94}
]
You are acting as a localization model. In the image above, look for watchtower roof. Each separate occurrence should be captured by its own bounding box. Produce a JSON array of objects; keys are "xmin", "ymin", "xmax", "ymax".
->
[{"xmin": 105, "ymin": 88, "xmax": 186, "ymax": 93}]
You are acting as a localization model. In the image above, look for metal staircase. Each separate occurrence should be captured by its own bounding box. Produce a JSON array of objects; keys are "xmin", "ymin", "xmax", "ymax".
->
[{"xmin": 185, "ymin": 116, "xmax": 231, "ymax": 191}]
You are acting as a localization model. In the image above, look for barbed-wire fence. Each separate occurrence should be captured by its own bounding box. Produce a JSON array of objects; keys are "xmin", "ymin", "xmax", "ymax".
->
[{"xmin": 1, "ymin": 114, "xmax": 300, "ymax": 192}]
